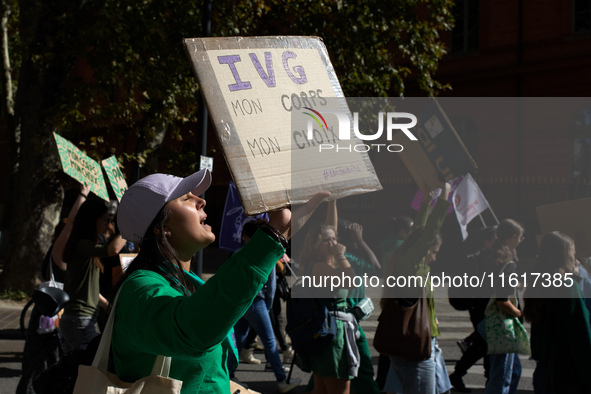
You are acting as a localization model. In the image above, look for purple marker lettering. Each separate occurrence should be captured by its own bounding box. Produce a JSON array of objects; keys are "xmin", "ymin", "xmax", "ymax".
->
[
  {"xmin": 249, "ymin": 52, "xmax": 276, "ymax": 88},
  {"xmin": 217, "ymin": 55, "xmax": 252, "ymax": 91},
  {"xmin": 282, "ymin": 51, "xmax": 307, "ymax": 84}
]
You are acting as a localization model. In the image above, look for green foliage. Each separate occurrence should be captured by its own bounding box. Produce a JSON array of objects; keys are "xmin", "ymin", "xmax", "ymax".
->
[
  {"xmin": 5, "ymin": 0, "xmax": 453, "ymax": 171},
  {"xmin": 0, "ymin": 288, "xmax": 29, "ymax": 301},
  {"xmin": 213, "ymin": 0, "xmax": 454, "ymax": 97}
]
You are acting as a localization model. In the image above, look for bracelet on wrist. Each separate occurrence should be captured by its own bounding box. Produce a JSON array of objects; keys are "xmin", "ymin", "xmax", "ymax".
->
[
  {"xmin": 79, "ymin": 192, "xmax": 88, "ymax": 199},
  {"xmin": 260, "ymin": 224, "xmax": 289, "ymax": 249}
]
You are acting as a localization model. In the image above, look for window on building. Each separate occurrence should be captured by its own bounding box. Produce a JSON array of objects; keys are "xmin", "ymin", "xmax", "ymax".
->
[
  {"xmin": 571, "ymin": 107, "xmax": 591, "ymax": 198},
  {"xmin": 574, "ymin": 0, "xmax": 591, "ymax": 33},
  {"xmin": 450, "ymin": 115, "xmax": 478, "ymax": 163},
  {"xmin": 450, "ymin": 0, "xmax": 480, "ymax": 54}
]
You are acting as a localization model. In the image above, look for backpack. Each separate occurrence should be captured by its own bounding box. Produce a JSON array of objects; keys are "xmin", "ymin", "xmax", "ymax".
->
[{"xmin": 285, "ymin": 280, "xmax": 337, "ymax": 357}]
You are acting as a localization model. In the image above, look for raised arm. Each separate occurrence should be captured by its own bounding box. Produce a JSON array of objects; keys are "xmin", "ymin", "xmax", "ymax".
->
[
  {"xmin": 325, "ymin": 199, "xmax": 337, "ymax": 229},
  {"xmin": 51, "ymin": 184, "xmax": 91, "ymax": 270},
  {"xmin": 348, "ymin": 223, "xmax": 381, "ymax": 271}
]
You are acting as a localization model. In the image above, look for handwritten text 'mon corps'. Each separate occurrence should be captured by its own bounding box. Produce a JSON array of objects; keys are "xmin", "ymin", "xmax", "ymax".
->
[{"xmin": 217, "ymin": 51, "xmax": 332, "ymax": 159}]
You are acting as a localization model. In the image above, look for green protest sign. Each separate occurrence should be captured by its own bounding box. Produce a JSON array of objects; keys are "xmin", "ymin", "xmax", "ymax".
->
[
  {"xmin": 53, "ymin": 132, "xmax": 110, "ymax": 202},
  {"xmin": 101, "ymin": 155, "xmax": 128, "ymax": 201}
]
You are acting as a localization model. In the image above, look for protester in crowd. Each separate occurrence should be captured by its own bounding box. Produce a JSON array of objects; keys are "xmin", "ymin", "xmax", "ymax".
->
[
  {"xmin": 111, "ymin": 170, "xmax": 327, "ymax": 393},
  {"xmin": 298, "ymin": 221, "xmax": 360, "ymax": 394},
  {"xmin": 271, "ymin": 252, "xmax": 294, "ymax": 364},
  {"xmin": 478, "ymin": 218, "xmax": 524, "ymax": 394},
  {"xmin": 574, "ymin": 257, "xmax": 591, "ymax": 317},
  {"xmin": 304, "ymin": 200, "xmax": 381, "ymax": 394},
  {"xmin": 449, "ymin": 225, "xmax": 497, "ymax": 393},
  {"xmin": 231, "ymin": 219, "xmax": 300, "ymax": 391},
  {"xmin": 524, "ymin": 231, "xmax": 591, "ymax": 394},
  {"xmin": 50, "ymin": 184, "xmax": 92, "ymax": 275},
  {"xmin": 16, "ymin": 184, "xmax": 90, "ymax": 394},
  {"xmin": 97, "ymin": 200, "xmax": 134, "ymax": 331},
  {"xmin": 239, "ymin": 327, "xmax": 263, "ymax": 364},
  {"xmin": 382, "ymin": 183, "xmax": 452, "ymax": 394},
  {"xmin": 376, "ymin": 213, "xmax": 414, "ymax": 390},
  {"xmin": 60, "ymin": 195, "xmax": 126, "ymax": 353},
  {"xmin": 379, "ymin": 215, "xmax": 414, "ymax": 275}
]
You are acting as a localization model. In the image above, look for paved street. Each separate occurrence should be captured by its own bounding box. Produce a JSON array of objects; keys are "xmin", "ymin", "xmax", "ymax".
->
[{"xmin": 0, "ymin": 286, "xmax": 535, "ymax": 393}]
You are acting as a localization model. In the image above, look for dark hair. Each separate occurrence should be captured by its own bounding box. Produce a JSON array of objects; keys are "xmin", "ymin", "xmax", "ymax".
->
[
  {"xmin": 535, "ymin": 231, "xmax": 575, "ymax": 275},
  {"xmin": 491, "ymin": 219, "xmax": 524, "ymax": 266},
  {"xmin": 524, "ymin": 231, "xmax": 575, "ymax": 325},
  {"xmin": 116, "ymin": 205, "xmax": 196, "ymax": 296},
  {"xmin": 478, "ymin": 226, "xmax": 497, "ymax": 247},
  {"xmin": 495, "ymin": 219, "xmax": 523, "ymax": 244},
  {"xmin": 388, "ymin": 216, "xmax": 413, "ymax": 237},
  {"xmin": 241, "ymin": 219, "xmax": 267, "ymax": 242},
  {"xmin": 385, "ymin": 226, "xmax": 441, "ymax": 277},
  {"xmin": 64, "ymin": 199, "xmax": 108, "ymax": 268}
]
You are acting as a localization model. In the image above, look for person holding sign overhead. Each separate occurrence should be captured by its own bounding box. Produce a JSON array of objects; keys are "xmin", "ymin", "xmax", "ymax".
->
[
  {"xmin": 61, "ymin": 195, "xmax": 127, "ymax": 353},
  {"xmin": 111, "ymin": 169, "xmax": 328, "ymax": 393}
]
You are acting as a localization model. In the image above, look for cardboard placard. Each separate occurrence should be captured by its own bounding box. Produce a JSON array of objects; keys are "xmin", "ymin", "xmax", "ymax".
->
[
  {"xmin": 536, "ymin": 197, "xmax": 591, "ymax": 259},
  {"xmin": 101, "ymin": 155, "xmax": 128, "ymax": 202},
  {"xmin": 53, "ymin": 132, "xmax": 110, "ymax": 202},
  {"xmin": 393, "ymin": 99, "xmax": 477, "ymax": 191},
  {"xmin": 184, "ymin": 36, "xmax": 382, "ymax": 214}
]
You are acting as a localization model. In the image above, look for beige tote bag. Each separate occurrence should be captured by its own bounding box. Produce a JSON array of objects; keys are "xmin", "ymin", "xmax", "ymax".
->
[{"xmin": 73, "ymin": 289, "xmax": 182, "ymax": 394}]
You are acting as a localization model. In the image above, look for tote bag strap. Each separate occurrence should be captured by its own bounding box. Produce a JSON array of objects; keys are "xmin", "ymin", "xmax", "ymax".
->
[{"xmin": 91, "ymin": 283, "xmax": 172, "ymax": 378}]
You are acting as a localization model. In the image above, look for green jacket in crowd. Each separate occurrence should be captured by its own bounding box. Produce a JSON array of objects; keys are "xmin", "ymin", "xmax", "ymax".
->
[
  {"xmin": 112, "ymin": 230, "xmax": 284, "ymax": 394},
  {"xmin": 394, "ymin": 196, "xmax": 451, "ymax": 338}
]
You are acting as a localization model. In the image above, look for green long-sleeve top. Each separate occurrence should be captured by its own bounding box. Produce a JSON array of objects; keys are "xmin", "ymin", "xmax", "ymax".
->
[
  {"xmin": 111, "ymin": 229, "xmax": 284, "ymax": 394},
  {"xmin": 393, "ymin": 197, "xmax": 451, "ymax": 337}
]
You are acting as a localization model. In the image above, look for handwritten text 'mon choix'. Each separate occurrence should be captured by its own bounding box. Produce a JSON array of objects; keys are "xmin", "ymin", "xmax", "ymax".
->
[
  {"xmin": 217, "ymin": 50, "xmax": 332, "ymax": 159},
  {"xmin": 216, "ymin": 50, "xmax": 417, "ymax": 159}
]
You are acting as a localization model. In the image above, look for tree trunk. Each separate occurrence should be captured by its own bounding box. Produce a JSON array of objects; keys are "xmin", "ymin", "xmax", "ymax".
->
[{"xmin": 0, "ymin": 0, "xmax": 66, "ymax": 293}]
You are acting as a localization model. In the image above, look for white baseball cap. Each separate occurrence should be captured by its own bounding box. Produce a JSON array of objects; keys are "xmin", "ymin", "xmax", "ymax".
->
[{"xmin": 117, "ymin": 169, "xmax": 212, "ymax": 245}]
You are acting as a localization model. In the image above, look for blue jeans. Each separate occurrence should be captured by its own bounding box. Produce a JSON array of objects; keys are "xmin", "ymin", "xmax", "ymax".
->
[
  {"xmin": 389, "ymin": 337, "xmax": 448, "ymax": 394},
  {"xmin": 433, "ymin": 338, "xmax": 451, "ymax": 394},
  {"xmin": 233, "ymin": 297, "xmax": 286, "ymax": 382},
  {"xmin": 59, "ymin": 314, "xmax": 98, "ymax": 354},
  {"xmin": 486, "ymin": 353, "xmax": 521, "ymax": 394},
  {"xmin": 477, "ymin": 319, "xmax": 522, "ymax": 394}
]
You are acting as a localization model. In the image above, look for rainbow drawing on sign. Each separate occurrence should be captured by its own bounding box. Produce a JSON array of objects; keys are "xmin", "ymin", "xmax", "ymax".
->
[{"xmin": 303, "ymin": 107, "xmax": 328, "ymax": 132}]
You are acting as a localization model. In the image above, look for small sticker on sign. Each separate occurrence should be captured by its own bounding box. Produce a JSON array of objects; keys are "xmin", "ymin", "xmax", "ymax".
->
[
  {"xmin": 200, "ymin": 155, "xmax": 213, "ymax": 172},
  {"xmin": 425, "ymin": 115, "xmax": 444, "ymax": 139}
]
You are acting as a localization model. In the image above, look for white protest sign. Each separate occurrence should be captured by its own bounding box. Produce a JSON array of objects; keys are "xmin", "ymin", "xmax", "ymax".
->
[
  {"xmin": 184, "ymin": 36, "xmax": 381, "ymax": 215},
  {"xmin": 452, "ymin": 173, "xmax": 491, "ymax": 240}
]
